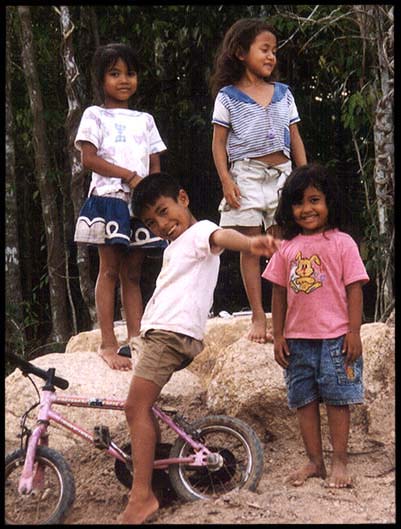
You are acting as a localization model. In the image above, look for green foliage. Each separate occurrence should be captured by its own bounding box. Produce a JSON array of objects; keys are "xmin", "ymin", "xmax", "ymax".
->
[{"xmin": 6, "ymin": 4, "xmax": 393, "ymax": 355}]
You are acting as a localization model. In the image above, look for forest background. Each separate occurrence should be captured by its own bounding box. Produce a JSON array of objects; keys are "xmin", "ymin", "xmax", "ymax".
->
[{"xmin": 5, "ymin": 5, "xmax": 394, "ymax": 362}]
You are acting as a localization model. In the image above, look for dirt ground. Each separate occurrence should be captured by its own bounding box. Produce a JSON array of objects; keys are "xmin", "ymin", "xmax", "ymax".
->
[{"xmin": 61, "ymin": 394, "xmax": 396, "ymax": 525}]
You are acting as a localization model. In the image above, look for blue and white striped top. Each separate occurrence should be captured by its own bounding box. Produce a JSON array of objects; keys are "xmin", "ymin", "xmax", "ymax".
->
[{"xmin": 212, "ymin": 82, "xmax": 300, "ymax": 162}]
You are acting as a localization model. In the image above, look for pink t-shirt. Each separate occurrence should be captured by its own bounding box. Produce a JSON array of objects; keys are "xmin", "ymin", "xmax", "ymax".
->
[{"xmin": 262, "ymin": 229, "xmax": 369, "ymax": 339}]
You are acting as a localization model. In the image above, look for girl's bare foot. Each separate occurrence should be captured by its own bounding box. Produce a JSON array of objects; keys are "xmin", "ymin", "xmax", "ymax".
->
[
  {"xmin": 246, "ymin": 314, "xmax": 269, "ymax": 343},
  {"xmin": 324, "ymin": 455, "xmax": 353, "ymax": 488},
  {"xmin": 98, "ymin": 345, "xmax": 132, "ymax": 371},
  {"xmin": 285, "ymin": 461, "xmax": 327, "ymax": 486},
  {"xmin": 119, "ymin": 492, "xmax": 159, "ymax": 524}
]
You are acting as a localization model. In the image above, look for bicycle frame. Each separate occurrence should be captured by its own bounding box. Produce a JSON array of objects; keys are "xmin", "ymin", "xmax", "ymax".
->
[{"xmin": 18, "ymin": 385, "xmax": 213, "ymax": 495}]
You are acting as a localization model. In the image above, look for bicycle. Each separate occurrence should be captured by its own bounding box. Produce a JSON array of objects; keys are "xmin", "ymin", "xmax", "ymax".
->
[{"xmin": 5, "ymin": 352, "xmax": 264, "ymax": 525}]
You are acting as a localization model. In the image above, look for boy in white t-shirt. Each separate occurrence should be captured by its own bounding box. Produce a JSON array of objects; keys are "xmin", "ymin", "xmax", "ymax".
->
[{"xmin": 119, "ymin": 172, "xmax": 280, "ymax": 524}]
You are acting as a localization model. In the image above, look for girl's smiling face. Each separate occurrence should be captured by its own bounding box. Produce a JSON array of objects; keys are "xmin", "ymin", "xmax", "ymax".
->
[
  {"xmin": 103, "ymin": 58, "xmax": 138, "ymax": 108},
  {"xmin": 292, "ymin": 185, "xmax": 329, "ymax": 235}
]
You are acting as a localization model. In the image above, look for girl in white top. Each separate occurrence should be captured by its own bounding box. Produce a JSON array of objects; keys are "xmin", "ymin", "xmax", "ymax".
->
[
  {"xmin": 210, "ymin": 18, "xmax": 307, "ymax": 344},
  {"xmin": 74, "ymin": 43, "xmax": 166, "ymax": 370}
]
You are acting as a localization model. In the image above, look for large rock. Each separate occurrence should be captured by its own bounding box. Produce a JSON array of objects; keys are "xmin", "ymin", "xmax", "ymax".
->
[
  {"xmin": 359, "ymin": 322, "xmax": 395, "ymax": 443},
  {"xmin": 206, "ymin": 337, "xmax": 294, "ymax": 439},
  {"xmin": 190, "ymin": 314, "xmax": 272, "ymax": 384},
  {"xmin": 5, "ymin": 351, "xmax": 203, "ymax": 453},
  {"xmin": 204, "ymin": 320, "xmax": 395, "ymax": 443},
  {"xmin": 6, "ymin": 317, "xmax": 394, "ymax": 455}
]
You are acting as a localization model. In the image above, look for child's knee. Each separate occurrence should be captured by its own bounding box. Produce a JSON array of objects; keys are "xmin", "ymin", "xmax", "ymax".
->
[
  {"xmin": 122, "ymin": 268, "xmax": 141, "ymax": 285},
  {"xmin": 100, "ymin": 268, "xmax": 120, "ymax": 283},
  {"xmin": 124, "ymin": 400, "xmax": 141, "ymax": 424}
]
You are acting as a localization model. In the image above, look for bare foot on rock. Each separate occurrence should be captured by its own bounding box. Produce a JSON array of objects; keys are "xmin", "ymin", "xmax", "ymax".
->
[
  {"xmin": 246, "ymin": 314, "xmax": 269, "ymax": 344},
  {"xmin": 285, "ymin": 461, "xmax": 327, "ymax": 486},
  {"xmin": 98, "ymin": 345, "xmax": 132, "ymax": 371}
]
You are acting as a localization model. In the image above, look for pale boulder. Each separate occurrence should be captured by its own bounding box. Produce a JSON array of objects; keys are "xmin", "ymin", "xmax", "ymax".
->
[
  {"xmin": 205, "ymin": 337, "xmax": 294, "ymax": 438},
  {"xmin": 190, "ymin": 314, "xmax": 272, "ymax": 384},
  {"xmin": 204, "ymin": 320, "xmax": 395, "ymax": 443},
  {"xmin": 359, "ymin": 322, "xmax": 395, "ymax": 443}
]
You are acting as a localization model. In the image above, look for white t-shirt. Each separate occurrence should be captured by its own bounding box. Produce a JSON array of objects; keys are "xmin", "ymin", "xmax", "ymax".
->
[
  {"xmin": 141, "ymin": 220, "xmax": 223, "ymax": 340},
  {"xmin": 75, "ymin": 106, "xmax": 167, "ymax": 197}
]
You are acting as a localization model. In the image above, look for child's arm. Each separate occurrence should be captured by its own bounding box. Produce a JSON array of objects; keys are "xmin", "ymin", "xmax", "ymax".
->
[
  {"xmin": 149, "ymin": 153, "xmax": 161, "ymax": 175},
  {"xmin": 290, "ymin": 123, "xmax": 307, "ymax": 167},
  {"xmin": 212, "ymin": 125, "xmax": 241, "ymax": 209},
  {"xmin": 343, "ymin": 281, "xmax": 364, "ymax": 367},
  {"xmin": 210, "ymin": 228, "xmax": 280, "ymax": 257},
  {"xmin": 80, "ymin": 141, "xmax": 142, "ymax": 188},
  {"xmin": 271, "ymin": 284, "xmax": 290, "ymax": 368}
]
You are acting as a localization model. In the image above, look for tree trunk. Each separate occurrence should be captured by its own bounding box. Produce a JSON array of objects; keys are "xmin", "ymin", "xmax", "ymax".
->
[
  {"xmin": 6, "ymin": 7, "xmax": 26, "ymax": 352},
  {"xmin": 17, "ymin": 6, "xmax": 70, "ymax": 343},
  {"xmin": 366, "ymin": 6, "xmax": 394, "ymax": 317},
  {"xmin": 57, "ymin": 5, "xmax": 97, "ymax": 326}
]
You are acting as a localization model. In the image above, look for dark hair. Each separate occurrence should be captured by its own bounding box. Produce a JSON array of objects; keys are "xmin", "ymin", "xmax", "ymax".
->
[
  {"xmin": 132, "ymin": 172, "xmax": 182, "ymax": 218},
  {"xmin": 275, "ymin": 163, "xmax": 342, "ymax": 240},
  {"xmin": 209, "ymin": 18, "xmax": 279, "ymax": 98},
  {"xmin": 92, "ymin": 43, "xmax": 140, "ymax": 103}
]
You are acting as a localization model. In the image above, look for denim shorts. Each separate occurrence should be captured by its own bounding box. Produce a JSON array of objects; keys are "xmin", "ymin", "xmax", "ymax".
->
[
  {"xmin": 284, "ymin": 336, "xmax": 364, "ymax": 409},
  {"xmin": 218, "ymin": 158, "xmax": 292, "ymax": 229}
]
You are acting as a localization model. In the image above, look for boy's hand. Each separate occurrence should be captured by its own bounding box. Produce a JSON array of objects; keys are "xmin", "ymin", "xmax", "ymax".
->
[
  {"xmin": 273, "ymin": 335, "xmax": 290, "ymax": 368},
  {"xmin": 249, "ymin": 234, "xmax": 281, "ymax": 257}
]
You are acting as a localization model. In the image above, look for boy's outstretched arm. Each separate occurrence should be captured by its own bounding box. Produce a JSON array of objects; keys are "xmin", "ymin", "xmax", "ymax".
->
[{"xmin": 210, "ymin": 228, "xmax": 281, "ymax": 257}]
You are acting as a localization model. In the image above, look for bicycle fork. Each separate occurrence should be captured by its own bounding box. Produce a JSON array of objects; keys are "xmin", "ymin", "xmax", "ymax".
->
[{"xmin": 18, "ymin": 420, "xmax": 48, "ymax": 495}]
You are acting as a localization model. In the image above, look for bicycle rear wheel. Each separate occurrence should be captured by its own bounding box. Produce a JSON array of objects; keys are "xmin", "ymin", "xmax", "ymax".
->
[
  {"xmin": 5, "ymin": 446, "xmax": 75, "ymax": 525},
  {"xmin": 168, "ymin": 415, "xmax": 264, "ymax": 502}
]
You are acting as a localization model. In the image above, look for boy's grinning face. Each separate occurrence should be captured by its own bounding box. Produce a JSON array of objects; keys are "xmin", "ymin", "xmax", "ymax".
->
[{"xmin": 141, "ymin": 191, "xmax": 196, "ymax": 241}]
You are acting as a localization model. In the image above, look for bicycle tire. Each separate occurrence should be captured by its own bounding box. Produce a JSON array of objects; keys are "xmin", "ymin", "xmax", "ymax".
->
[
  {"xmin": 168, "ymin": 415, "xmax": 264, "ymax": 502},
  {"xmin": 5, "ymin": 446, "xmax": 76, "ymax": 525}
]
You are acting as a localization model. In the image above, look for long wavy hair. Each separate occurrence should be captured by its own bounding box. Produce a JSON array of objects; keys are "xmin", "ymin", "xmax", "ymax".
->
[
  {"xmin": 209, "ymin": 18, "xmax": 279, "ymax": 98},
  {"xmin": 275, "ymin": 163, "xmax": 343, "ymax": 240}
]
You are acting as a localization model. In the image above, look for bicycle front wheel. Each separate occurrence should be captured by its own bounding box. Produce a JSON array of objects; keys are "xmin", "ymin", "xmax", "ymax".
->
[
  {"xmin": 168, "ymin": 415, "xmax": 264, "ymax": 502},
  {"xmin": 5, "ymin": 446, "xmax": 75, "ymax": 525}
]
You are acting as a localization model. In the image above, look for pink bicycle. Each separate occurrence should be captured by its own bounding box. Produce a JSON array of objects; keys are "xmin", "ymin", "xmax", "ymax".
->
[{"xmin": 5, "ymin": 352, "xmax": 264, "ymax": 525}]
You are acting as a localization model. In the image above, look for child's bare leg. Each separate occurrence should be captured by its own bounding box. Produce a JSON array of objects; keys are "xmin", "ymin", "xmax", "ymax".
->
[
  {"xmin": 286, "ymin": 400, "xmax": 327, "ymax": 486},
  {"xmin": 239, "ymin": 226, "xmax": 272, "ymax": 343},
  {"xmin": 96, "ymin": 246, "xmax": 131, "ymax": 370},
  {"xmin": 120, "ymin": 249, "xmax": 146, "ymax": 340},
  {"xmin": 121, "ymin": 376, "xmax": 161, "ymax": 524},
  {"xmin": 325, "ymin": 404, "xmax": 352, "ymax": 488}
]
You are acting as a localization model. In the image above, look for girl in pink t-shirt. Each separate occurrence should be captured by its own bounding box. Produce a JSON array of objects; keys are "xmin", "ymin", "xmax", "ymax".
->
[{"xmin": 263, "ymin": 163, "xmax": 368, "ymax": 489}]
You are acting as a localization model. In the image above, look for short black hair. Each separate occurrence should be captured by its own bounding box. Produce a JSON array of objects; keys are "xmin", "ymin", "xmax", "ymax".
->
[
  {"xmin": 132, "ymin": 172, "xmax": 182, "ymax": 218},
  {"xmin": 275, "ymin": 163, "xmax": 342, "ymax": 239}
]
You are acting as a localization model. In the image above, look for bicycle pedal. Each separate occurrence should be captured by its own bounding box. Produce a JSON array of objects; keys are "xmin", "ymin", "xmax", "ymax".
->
[
  {"xmin": 93, "ymin": 425, "xmax": 111, "ymax": 449},
  {"xmin": 160, "ymin": 405, "xmax": 177, "ymax": 414}
]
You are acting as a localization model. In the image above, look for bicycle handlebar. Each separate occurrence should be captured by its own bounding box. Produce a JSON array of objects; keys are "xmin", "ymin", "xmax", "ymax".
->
[{"xmin": 6, "ymin": 352, "xmax": 69, "ymax": 390}]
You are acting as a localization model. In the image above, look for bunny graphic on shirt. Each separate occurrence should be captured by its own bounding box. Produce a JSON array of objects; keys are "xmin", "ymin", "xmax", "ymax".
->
[{"xmin": 290, "ymin": 251, "xmax": 323, "ymax": 294}]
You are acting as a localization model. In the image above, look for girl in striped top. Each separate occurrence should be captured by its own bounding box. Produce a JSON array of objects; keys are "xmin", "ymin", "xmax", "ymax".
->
[{"xmin": 210, "ymin": 18, "xmax": 307, "ymax": 343}]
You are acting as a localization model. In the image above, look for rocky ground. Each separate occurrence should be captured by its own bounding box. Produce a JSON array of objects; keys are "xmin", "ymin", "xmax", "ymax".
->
[
  {"xmin": 61, "ymin": 395, "xmax": 395, "ymax": 525},
  {"xmin": 6, "ymin": 316, "xmax": 395, "ymax": 524}
]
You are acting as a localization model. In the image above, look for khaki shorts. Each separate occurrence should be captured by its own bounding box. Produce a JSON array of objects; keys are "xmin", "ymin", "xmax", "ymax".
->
[
  {"xmin": 133, "ymin": 329, "xmax": 204, "ymax": 388},
  {"xmin": 219, "ymin": 158, "xmax": 292, "ymax": 229}
]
